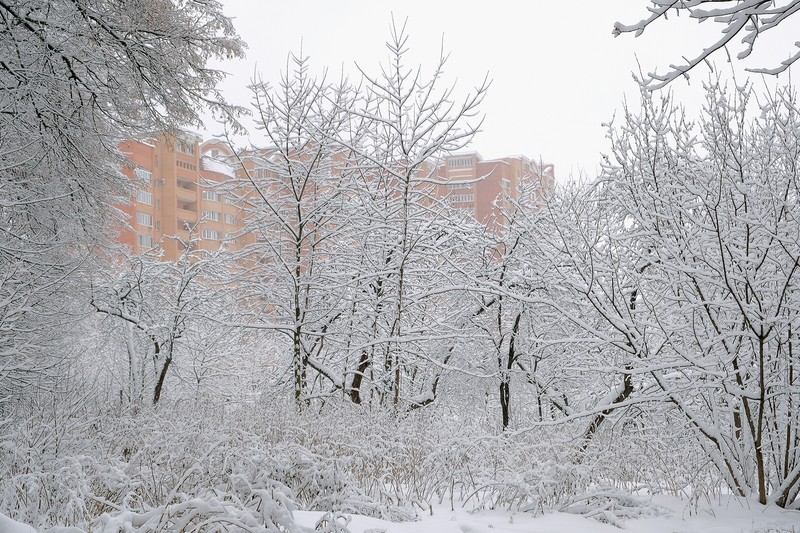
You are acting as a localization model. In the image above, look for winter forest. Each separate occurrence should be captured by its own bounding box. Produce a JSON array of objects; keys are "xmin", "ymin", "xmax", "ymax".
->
[{"xmin": 3, "ymin": 1, "xmax": 800, "ymax": 532}]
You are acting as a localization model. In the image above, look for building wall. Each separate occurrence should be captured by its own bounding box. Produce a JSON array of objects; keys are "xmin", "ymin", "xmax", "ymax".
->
[
  {"xmin": 437, "ymin": 152, "xmax": 556, "ymax": 230},
  {"xmin": 117, "ymin": 139, "xmax": 158, "ymax": 253},
  {"xmin": 116, "ymin": 137, "xmax": 556, "ymax": 260},
  {"xmin": 116, "ymin": 135, "xmax": 245, "ymax": 261}
]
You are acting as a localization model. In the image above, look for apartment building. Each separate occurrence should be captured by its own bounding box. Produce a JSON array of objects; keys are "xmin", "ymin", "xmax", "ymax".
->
[
  {"xmin": 115, "ymin": 134, "xmax": 555, "ymax": 259},
  {"xmin": 116, "ymin": 134, "xmax": 245, "ymax": 261},
  {"xmin": 437, "ymin": 152, "xmax": 555, "ymax": 229}
]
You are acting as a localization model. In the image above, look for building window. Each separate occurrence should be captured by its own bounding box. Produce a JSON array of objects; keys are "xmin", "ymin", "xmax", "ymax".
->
[
  {"xmin": 202, "ymin": 210, "xmax": 220, "ymax": 221},
  {"xmin": 177, "ymin": 139, "xmax": 196, "ymax": 155},
  {"xmin": 447, "ymin": 157, "xmax": 472, "ymax": 168},
  {"xmin": 447, "ymin": 182, "xmax": 471, "ymax": 191},
  {"xmin": 202, "ymin": 229, "xmax": 220, "ymax": 240},
  {"xmin": 202, "ymin": 190, "xmax": 220, "ymax": 202},
  {"xmin": 137, "ymin": 234, "xmax": 152, "ymax": 248},
  {"xmin": 137, "ymin": 212, "xmax": 153, "ymax": 227},
  {"xmin": 135, "ymin": 168, "xmax": 152, "ymax": 184},
  {"xmin": 137, "ymin": 190, "xmax": 153, "ymax": 205},
  {"xmin": 225, "ymin": 196, "xmax": 236, "ymax": 205},
  {"xmin": 224, "ymin": 213, "xmax": 235, "ymax": 225},
  {"xmin": 448, "ymin": 194, "xmax": 474, "ymax": 204}
]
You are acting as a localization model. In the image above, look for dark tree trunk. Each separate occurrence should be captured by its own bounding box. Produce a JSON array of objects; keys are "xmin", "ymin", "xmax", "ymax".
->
[
  {"xmin": 349, "ymin": 352, "xmax": 371, "ymax": 404},
  {"xmin": 500, "ymin": 313, "xmax": 522, "ymax": 431}
]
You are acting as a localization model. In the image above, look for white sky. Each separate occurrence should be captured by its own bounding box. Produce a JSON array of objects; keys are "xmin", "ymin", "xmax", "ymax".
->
[{"xmin": 209, "ymin": 1, "xmax": 799, "ymax": 181}]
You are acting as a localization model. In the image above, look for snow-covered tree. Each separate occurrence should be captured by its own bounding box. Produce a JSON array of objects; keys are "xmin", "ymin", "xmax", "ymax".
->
[
  {"xmin": 91, "ymin": 239, "xmax": 232, "ymax": 410},
  {"xmin": 522, "ymin": 81, "xmax": 800, "ymax": 507},
  {"xmin": 336, "ymin": 19, "xmax": 489, "ymax": 408},
  {"xmin": 600, "ymin": 81, "xmax": 800, "ymax": 507},
  {"xmin": 234, "ymin": 53, "xmax": 355, "ymax": 410},
  {"xmin": 0, "ymin": 0, "xmax": 244, "ymax": 402},
  {"xmin": 233, "ymin": 22, "xmax": 489, "ymax": 412},
  {"xmin": 614, "ymin": 0, "xmax": 800, "ymax": 87}
]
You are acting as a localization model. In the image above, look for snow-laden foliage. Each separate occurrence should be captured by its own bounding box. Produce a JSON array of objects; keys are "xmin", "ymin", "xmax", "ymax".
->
[
  {"xmin": 0, "ymin": 399, "xmax": 300, "ymax": 531},
  {"xmin": 1, "ymin": 388, "xmax": 701, "ymax": 530},
  {"xmin": 507, "ymin": 80, "xmax": 800, "ymax": 508},
  {"xmin": 614, "ymin": 0, "xmax": 800, "ymax": 87},
  {"xmin": 5, "ymin": 7, "xmax": 800, "ymax": 531},
  {"xmin": 231, "ymin": 22, "xmax": 488, "ymax": 413},
  {"xmin": 0, "ymin": 0, "xmax": 244, "ymax": 405}
]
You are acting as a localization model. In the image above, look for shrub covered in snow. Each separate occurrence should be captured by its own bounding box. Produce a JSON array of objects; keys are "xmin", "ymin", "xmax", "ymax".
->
[{"xmin": 0, "ymin": 388, "xmax": 719, "ymax": 530}]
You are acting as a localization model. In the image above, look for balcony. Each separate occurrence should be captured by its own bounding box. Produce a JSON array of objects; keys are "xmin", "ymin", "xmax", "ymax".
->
[
  {"xmin": 176, "ymin": 186, "xmax": 196, "ymax": 202},
  {"xmin": 177, "ymin": 199, "xmax": 197, "ymax": 213},
  {"xmin": 176, "ymin": 212, "xmax": 198, "ymax": 232},
  {"xmin": 176, "ymin": 178, "xmax": 197, "ymax": 192}
]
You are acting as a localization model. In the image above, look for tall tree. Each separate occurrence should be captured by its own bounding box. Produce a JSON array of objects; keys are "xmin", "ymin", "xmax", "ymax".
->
[
  {"xmin": 601, "ymin": 81, "xmax": 800, "ymax": 507},
  {"xmin": 338, "ymin": 19, "xmax": 489, "ymax": 407},
  {"xmin": 0, "ymin": 0, "xmax": 244, "ymax": 401},
  {"xmin": 523, "ymin": 81, "xmax": 800, "ymax": 507},
  {"xmin": 236, "ymin": 54, "xmax": 354, "ymax": 410},
  {"xmin": 235, "ymin": 22, "xmax": 489, "ymax": 411}
]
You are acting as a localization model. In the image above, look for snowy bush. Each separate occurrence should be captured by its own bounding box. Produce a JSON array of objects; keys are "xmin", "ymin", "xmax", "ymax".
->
[
  {"xmin": 0, "ymin": 383, "xmax": 726, "ymax": 530},
  {"xmin": 0, "ymin": 398, "xmax": 302, "ymax": 531}
]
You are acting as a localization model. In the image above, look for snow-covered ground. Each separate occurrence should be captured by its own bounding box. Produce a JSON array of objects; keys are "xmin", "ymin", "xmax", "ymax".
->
[
  {"xmin": 3, "ymin": 495, "xmax": 797, "ymax": 532},
  {"xmin": 0, "ymin": 512, "xmax": 35, "ymax": 533},
  {"xmin": 293, "ymin": 495, "xmax": 800, "ymax": 533}
]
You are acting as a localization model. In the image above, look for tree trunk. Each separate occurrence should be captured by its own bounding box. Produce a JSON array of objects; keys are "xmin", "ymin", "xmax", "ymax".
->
[
  {"xmin": 499, "ymin": 313, "xmax": 521, "ymax": 431},
  {"xmin": 349, "ymin": 352, "xmax": 370, "ymax": 404},
  {"xmin": 152, "ymin": 338, "xmax": 173, "ymax": 405}
]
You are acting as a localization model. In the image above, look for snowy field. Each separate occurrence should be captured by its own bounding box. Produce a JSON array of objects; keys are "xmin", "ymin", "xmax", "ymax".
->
[
  {"xmin": 3, "ymin": 495, "xmax": 798, "ymax": 533},
  {"xmin": 295, "ymin": 497, "xmax": 800, "ymax": 533}
]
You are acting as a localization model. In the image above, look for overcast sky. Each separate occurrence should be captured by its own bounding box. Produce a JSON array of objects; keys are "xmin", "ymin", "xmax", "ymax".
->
[{"xmin": 210, "ymin": 1, "xmax": 799, "ymax": 181}]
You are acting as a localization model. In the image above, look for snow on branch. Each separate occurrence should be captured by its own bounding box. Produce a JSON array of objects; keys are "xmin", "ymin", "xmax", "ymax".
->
[{"xmin": 614, "ymin": 0, "xmax": 800, "ymax": 88}]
